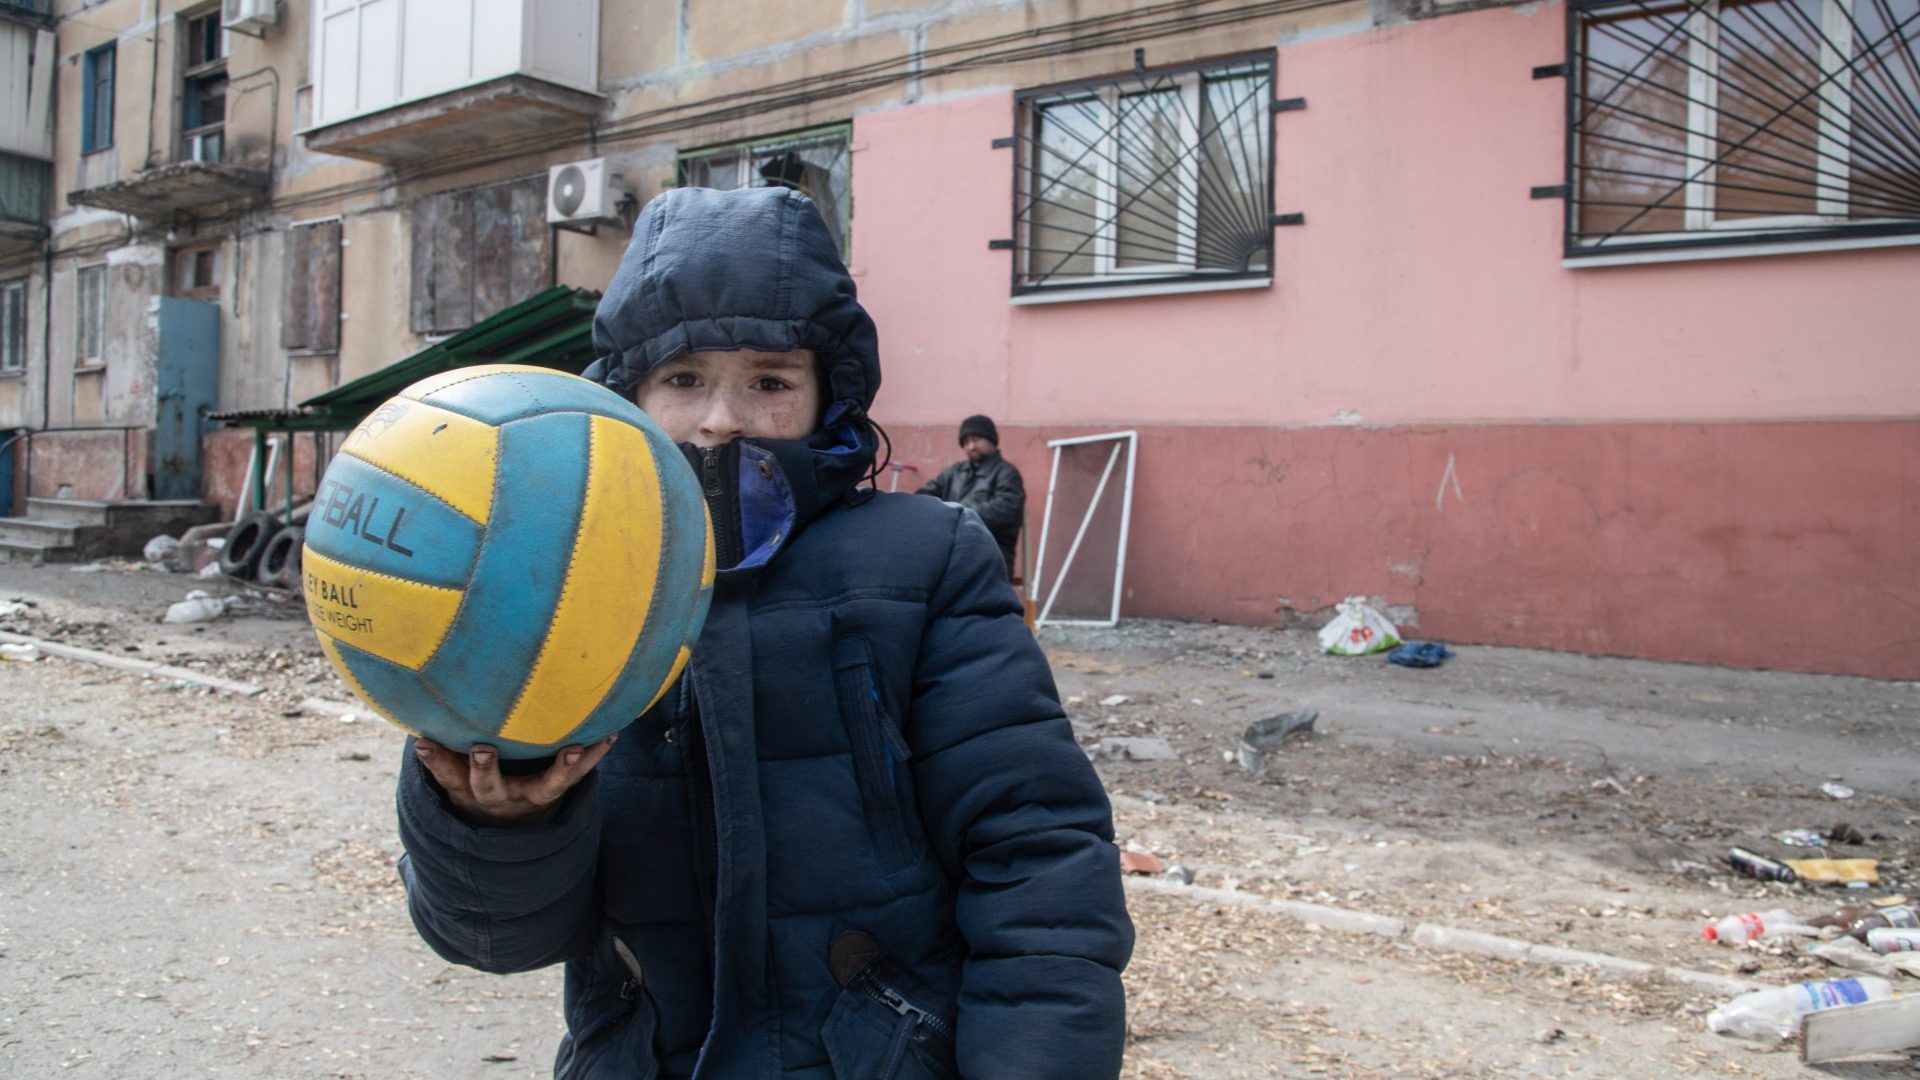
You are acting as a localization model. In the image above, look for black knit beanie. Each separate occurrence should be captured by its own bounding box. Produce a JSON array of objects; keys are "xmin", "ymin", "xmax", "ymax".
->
[{"xmin": 958, "ymin": 414, "xmax": 999, "ymax": 447}]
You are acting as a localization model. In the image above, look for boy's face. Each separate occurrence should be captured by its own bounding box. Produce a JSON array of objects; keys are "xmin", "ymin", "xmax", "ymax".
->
[{"xmin": 634, "ymin": 349, "xmax": 822, "ymax": 447}]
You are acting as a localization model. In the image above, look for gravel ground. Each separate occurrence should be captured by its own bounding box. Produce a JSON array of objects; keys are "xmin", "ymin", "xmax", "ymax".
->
[{"xmin": 2, "ymin": 562, "xmax": 1917, "ymax": 1078}]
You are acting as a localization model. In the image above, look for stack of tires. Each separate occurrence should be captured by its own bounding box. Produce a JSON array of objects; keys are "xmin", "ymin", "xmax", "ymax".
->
[{"xmin": 218, "ymin": 511, "xmax": 305, "ymax": 592}]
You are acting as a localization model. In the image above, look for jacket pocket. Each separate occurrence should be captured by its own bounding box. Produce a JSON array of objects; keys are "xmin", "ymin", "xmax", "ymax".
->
[
  {"xmin": 833, "ymin": 636, "xmax": 915, "ymax": 876},
  {"xmin": 822, "ymin": 932, "xmax": 959, "ymax": 1080},
  {"xmin": 556, "ymin": 936, "xmax": 661, "ymax": 1080}
]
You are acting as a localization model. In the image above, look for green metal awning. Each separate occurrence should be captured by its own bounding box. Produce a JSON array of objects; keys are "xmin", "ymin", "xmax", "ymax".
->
[{"xmin": 214, "ymin": 285, "xmax": 602, "ymax": 433}]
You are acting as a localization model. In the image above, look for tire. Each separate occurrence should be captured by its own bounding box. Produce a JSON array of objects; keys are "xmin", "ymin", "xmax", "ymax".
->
[
  {"xmin": 256, "ymin": 525, "xmax": 305, "ymax": 590},
  {"xmin": 218, "ymin": 512, "xmax": 279, "ymax": 581}
]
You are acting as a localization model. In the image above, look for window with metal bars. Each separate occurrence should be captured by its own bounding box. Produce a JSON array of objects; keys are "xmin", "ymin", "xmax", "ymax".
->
[
  {"xmin": 1569, "ymin": 0, "xmax": 1920, "ymax": 254},
  {"xmin": 1014, "ymin": 53, "xmax": 1275, "ymax": 294},
  {"xmin": 678, "ymin": 127, "xmax": 852, "ymax": 258}
]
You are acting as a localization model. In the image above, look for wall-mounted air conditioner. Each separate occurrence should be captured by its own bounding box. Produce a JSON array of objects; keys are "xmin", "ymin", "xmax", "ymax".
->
[
  {"xmin": 546, "ymin": 158, "xmax": 628, "ymax": 231},
  {"xmin": 222, "ymin": 0, "xmax": 278, "ymax": 34}
]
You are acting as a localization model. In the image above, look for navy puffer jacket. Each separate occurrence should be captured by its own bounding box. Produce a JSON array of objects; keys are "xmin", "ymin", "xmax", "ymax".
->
[{"xmin": 395, "ymin": 187, "xmax": 1133, "ymax": 1079}]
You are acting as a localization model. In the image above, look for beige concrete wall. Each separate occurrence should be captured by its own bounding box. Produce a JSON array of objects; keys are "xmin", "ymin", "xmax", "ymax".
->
[{"xmin": 17, "ymin": 0, "xmax": 1413, "ymax": 506}]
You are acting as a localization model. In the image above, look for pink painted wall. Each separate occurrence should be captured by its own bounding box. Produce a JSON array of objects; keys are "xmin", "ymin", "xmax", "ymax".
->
[
  {"xmin": 848, "ymin": 5, "xmax": 1920, "ymax": 678},
  {"xmin": 851, "ymin": 4, "xmax": 1920, "ymax": 430}
]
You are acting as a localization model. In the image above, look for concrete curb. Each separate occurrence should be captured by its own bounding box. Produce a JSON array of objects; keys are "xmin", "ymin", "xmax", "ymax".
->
[
  {"xmin": 1124, "ymin": 876, "xmax": 1761, "ymax": 996},
  {"xmin": 0, "ymin": 629, "xmax": 265, "ymax": 696},
  {"xmin": 1127, "ymin": 877, "xmax": 1407, "ymax": 936}
]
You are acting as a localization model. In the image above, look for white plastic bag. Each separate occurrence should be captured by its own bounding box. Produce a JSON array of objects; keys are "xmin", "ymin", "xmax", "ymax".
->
[
  {"xmin": 163, "ymin": 592, "xmax": 236, "ymax": 624},
  {"xmin": 1317, "ymin": 597, "xmax": 1402, "ymax": 656}
]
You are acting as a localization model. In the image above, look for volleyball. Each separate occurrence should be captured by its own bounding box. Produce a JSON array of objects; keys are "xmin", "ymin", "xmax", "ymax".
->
[{"xmin": 301, "ymin": 364, "xmax": 714, "ymax": 757}]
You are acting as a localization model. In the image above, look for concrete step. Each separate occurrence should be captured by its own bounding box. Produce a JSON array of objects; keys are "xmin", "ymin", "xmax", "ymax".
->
[
  {"xmin": 0, "ymin": 517, "xmax": 80, "ymax": 547},
  {"xmin": 0, "ymin": 537, "xmax": 77, "ymax": 565},
  {"xmin": 23, "ymin": 497, "xmax": 112, "ymax": 526}
]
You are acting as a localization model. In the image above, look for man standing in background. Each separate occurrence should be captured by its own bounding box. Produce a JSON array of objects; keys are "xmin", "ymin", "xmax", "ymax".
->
[{"xmin": 919, "ymin": 414, "xmax": 1026, "ymax": 581}]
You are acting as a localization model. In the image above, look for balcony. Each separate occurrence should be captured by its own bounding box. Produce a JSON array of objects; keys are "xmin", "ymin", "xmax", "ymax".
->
[
  {"xmin": 0, "ymin": 152, "xmax": 48, "ymax": 258},
  {"xmin": 301, "ymin": 0, "xmax": 601, "ymax": 166},
  {"xmin": 0, "ymin": 0, "xmax": 53, "ymax": 27},
  {"xmin": 67, "ymin": 159, "xmax": 269, "ymax": 220}
]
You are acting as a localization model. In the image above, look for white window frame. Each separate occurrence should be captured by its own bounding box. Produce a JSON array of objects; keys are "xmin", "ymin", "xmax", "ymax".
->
[
  {"xmin": 1023, "ymin": 79, "xmax": 1204, "ymax": 286},
  {"xmin": 1683, "ymin": 0, "xmax": 1856, "ymax": 230},
  {"xmin": 75, "ymin": 264, "xmax": 106, "ymax": 370},
  {"xmin": 0, "ymin": 279, "xmax": 26, "ymax": 375},
  {"xmin": 1582, "ymin": 0, "xmax": 1891, "ymax": 248}
]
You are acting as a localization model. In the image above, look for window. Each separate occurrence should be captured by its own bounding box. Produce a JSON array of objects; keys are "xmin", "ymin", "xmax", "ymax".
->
[
  {"xmin": 180, "ymin": 10, "xmax": 227, "ymax": 164},
  {"xmin": 283, "ymin": 222, "xmax": 342, "ymax": 352},
  {"xmin": 82, "ymin": 44, "xmax": 115, "ymax": 154},
  {"xmin": 1570, "ymin": 0, "xmax": 1920, "ymax": 254},
  {"xmin": 1, "ymin": 279, "xmax": 25, "ymax": 375},
  {"xmin": 172, "ymin": 244, "xmax": 222, "ymax": 302},
  {"xmin": 410, "ymin": 177, "xmax": 551, "ymax": 335},
  {"xmin": 678, "ymin": 127, "xmax": 851, "ymax": 257},
  {"xmin": 1014, "ymin": 54, "xmax": 1274, "ymax": 294},
  {"xmin": 75, "ymin": 264, "xmax": 106, "ymax": 368}
]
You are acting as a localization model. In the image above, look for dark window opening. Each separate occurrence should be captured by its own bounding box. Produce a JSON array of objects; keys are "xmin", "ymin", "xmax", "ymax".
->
[
  {"xmin": 679, "ymin": 127, "xmax": 852, "ymax": 257},
  {"xmin": 181, "ymin": 10, "xmax": 227, "ymax": 164},
  {"xmin": 82, "ymin": 44, "xmax": 115, "ymax": 154}
]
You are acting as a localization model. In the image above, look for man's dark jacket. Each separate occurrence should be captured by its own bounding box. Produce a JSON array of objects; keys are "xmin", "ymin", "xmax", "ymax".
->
[
  {"xmin": 393, "ymin": 187, "xmax": 1132, "ymax": 1080},
  {"xmin": 916, "ymin": 453, "xmax": 1024, "ymax": 577}
]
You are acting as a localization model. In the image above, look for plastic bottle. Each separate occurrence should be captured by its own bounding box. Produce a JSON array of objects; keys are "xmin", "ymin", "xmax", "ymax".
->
[
  {"xmin": 1701, "ymin": 909, "xmax": 1809, "ymax": 943},
  {"xmin": 1844, "ymin": 903, "xmax": 1920, "ymax": 941},
  {"xmin": 1707, "ymin": 977, "xmax": 1895, "ymax": 1040}
]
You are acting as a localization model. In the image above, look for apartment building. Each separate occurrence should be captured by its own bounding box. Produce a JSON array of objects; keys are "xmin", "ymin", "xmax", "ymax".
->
[{"xmin": 0, "ymin": 0, "xmax": 1914, "ymax": 676}]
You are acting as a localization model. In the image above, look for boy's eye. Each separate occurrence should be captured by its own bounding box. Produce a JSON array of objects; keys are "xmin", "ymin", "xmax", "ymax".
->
[
  {"xmin": 662, "ymin": 372, "xmax": 698, "ymax": 389},
  {"xmin": 751, "ymin": 377, "xmax": 792, "ymax": 392}
]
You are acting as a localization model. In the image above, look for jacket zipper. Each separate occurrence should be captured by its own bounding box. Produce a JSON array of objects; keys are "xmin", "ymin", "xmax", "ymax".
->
[
  {"xmin": 859, "ymin": 971, "xmax": 956, "ymax": 1079},
  {"xmin": 700, "ymin": 446, "xmax": 741, "ymax": 571}
]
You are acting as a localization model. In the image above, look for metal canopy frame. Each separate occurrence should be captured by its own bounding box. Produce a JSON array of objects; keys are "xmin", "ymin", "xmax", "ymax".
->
[{"xmin": 1029, "ymin": 430, "xmax": 1138, "ymax": 630}]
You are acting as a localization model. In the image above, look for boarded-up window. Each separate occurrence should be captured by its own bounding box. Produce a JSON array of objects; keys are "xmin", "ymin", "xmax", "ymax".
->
[
  {"xmin": 410, "ymin": 177, "xmax": 552, "ymax": 335},
  {"xmin": 75, "ymin": 263, "xmax": 105, "ymax": 367},
  {"xmin": 283, "ymin": 221, "xmax": 342, "ymax": 353}
]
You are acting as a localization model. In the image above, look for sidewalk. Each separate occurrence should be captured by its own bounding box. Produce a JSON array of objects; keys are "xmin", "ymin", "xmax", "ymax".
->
[{"xmin": 3, "ymin": 561, "xmax": 1916, "ymax": 1077}]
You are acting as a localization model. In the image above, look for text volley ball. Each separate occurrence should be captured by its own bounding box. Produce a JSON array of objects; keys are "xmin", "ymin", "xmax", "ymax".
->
[{"xmin": 302, "ymin": 364, "xmax": 715, "ymax": 757}]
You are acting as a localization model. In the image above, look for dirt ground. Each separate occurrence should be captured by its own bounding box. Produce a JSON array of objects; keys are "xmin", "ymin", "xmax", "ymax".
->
[{"xmin": 2, "ymin": 561, "xmax": 1917, "ymax": 1079}]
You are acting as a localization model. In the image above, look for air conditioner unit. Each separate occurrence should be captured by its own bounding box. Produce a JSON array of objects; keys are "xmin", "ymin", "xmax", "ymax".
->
[
  {"xmin": 547, "ymin": 158, "xmax": 625, "ymax": 230},
  {"xmin": 222, "ymin": 0, "xmax": 278, "ymax": 33}
]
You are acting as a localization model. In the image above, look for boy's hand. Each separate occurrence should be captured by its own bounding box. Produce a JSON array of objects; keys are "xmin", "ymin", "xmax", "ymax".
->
[{"xmin": 413, "ymin": 736, "xmax": 617, "ymax": 826}]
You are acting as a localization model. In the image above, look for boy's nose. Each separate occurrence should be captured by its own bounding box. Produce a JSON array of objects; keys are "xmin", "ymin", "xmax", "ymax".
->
[{"xmin": 698, "ymin": 395, "xmax": 746, "ymax": 444}]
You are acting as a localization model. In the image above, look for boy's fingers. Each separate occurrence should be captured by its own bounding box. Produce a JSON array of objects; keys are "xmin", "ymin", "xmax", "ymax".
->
[
  {"xmin": 466, "ymin": 745, "xmax": 507, "ymax": 806},
  {"xmin": 414, "ymin": 739, "xmax": 469, "ymax": 796},
  {"xmin": 536, "ymin": 736, "xmax": 617, "ymax": 804}
]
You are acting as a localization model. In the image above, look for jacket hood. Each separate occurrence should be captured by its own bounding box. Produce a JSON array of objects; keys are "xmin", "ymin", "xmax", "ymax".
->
[{"xmin": 583, "ymin": 186, "xmax": 883, "ymax": 572}]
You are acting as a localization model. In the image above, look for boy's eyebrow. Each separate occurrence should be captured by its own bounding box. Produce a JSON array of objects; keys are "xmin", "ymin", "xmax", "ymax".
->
[{"xmin": 747, "ymin": 354, "xmax": 812, "ymax": 369}]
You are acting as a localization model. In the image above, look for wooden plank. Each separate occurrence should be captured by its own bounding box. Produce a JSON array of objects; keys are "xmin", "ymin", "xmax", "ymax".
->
[
  {"xmin": 431, "ymin": 189, "xmax": 475, "ymax": 333},
  {"xmin": 281, "ymin": 224, "xmax": 310, "ymax": 350},
  {"xmin": 471, "ymin": 183, "xmax": 514, "ymax": 323},
  {"xmin": 0, "ymin": 630, "xmax": 266, "ymax": 696},
  {"xmin": 309, "ymin": 220, "xmax": 342, "ymax": 352},
  {"xmin": 1801, "ymin": 996, "xmax": 1920, "ymax": 1064},
  {"xmin": 508, "ymin": 176, "xmax": 553, "ymax": 314},
  {"xmin": 408, "ymin": 194, "xmax": 437, "ymax": 334}
]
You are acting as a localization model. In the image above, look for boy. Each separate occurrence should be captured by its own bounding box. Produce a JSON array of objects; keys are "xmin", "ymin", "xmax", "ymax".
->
[{"xmin": 398, "ymin": 186, "xmax": 1132, "ymax": 1079}]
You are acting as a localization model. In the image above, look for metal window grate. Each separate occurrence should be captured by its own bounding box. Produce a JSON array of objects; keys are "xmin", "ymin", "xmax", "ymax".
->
[
  {"xmin": 1568, "ymin": 0, "xmax": 1920, "ymax": 254},
  {"xmin": 678, "ymin": 127, "xmax": 853, "ymax": 258},
  {"xmin": 1013, "ymin": 53, "xmax": 1275, "ymax": 293}
]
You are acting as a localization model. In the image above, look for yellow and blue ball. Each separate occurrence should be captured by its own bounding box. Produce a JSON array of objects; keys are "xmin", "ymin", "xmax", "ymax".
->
[{"xmin": 301, "ymin": 364, "xmax": 714, "ymax": 757}]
